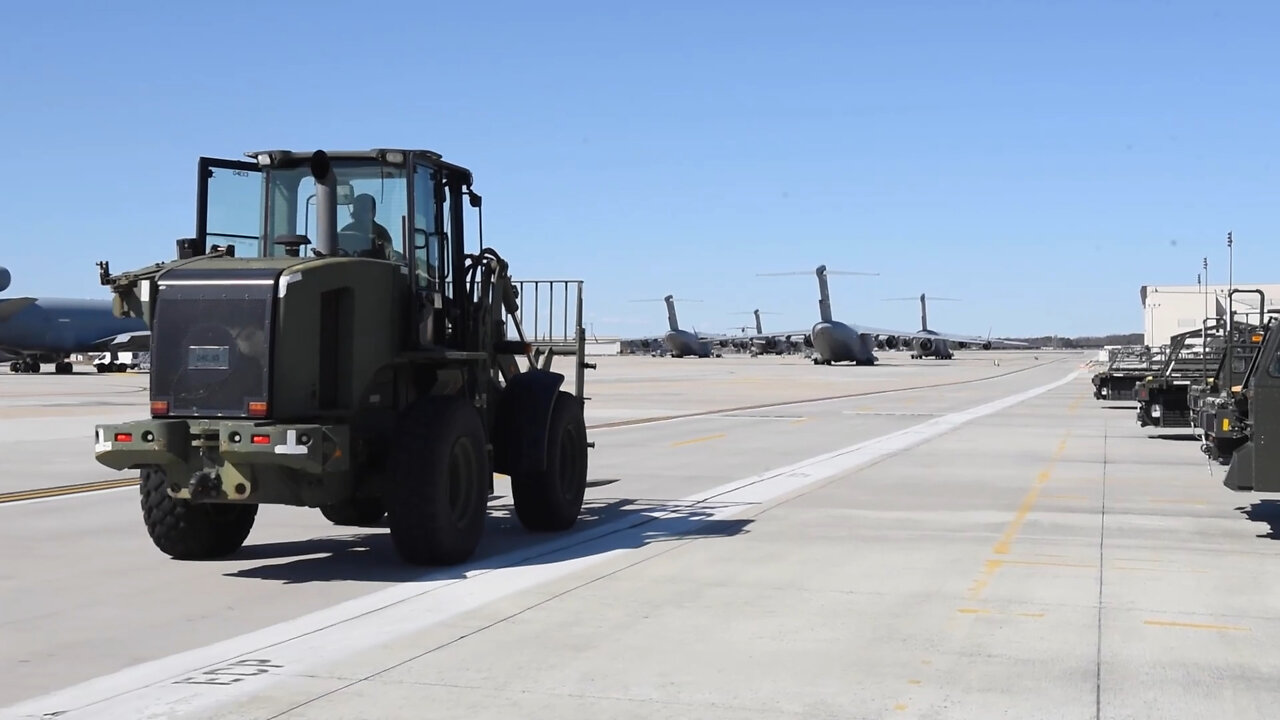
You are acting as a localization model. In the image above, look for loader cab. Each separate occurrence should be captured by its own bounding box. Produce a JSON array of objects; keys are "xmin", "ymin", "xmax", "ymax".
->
[{"xmin": 195, "ymin": 149, "xmax": 478, "ymax": 348}]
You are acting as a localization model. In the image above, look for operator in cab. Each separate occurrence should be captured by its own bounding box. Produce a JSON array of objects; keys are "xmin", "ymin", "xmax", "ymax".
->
[{"xmin": 343, "ymin": 193, "xmax": 406, "ymax": 263}]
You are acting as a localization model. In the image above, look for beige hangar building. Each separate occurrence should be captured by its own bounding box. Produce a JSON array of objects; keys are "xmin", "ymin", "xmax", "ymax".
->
[{"xmin": 1141, "ymin": 283, "xmax": 1280, "ymax": 346}]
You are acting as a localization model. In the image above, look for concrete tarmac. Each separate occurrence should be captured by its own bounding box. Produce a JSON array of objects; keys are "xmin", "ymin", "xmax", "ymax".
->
[{"xmin": 4, "ymin": 350, "xmax": 1274, "ymax": 719}]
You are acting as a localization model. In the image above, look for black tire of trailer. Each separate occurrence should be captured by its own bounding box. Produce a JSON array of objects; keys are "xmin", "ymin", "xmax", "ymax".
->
[
  {"xmin": 511, "ymin": 390, "xmax": 588, "ymax": 532},
  {"xmin": 386, "ymin": 393, "xmax": 491, "ymax": 566},
  {"xmin": 139, "ymin": 466, "xmax": 258, "ymax": 560},
  {"xmin": 319, "ymin": 497, "xmax": 385, "ymax": 526}
]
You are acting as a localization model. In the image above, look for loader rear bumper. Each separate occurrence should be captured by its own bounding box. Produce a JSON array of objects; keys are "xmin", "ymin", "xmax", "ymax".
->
[{"xmin": 94, "ymin": 418, "xmax": 349, "ymax": 477}]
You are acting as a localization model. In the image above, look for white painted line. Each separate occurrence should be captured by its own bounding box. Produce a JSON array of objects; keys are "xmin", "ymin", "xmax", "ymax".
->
[
  {"xmin": 0, "ymin": 370, "xmax": 1080, "ymax": 720},
  {"xmin": 587, "ymin": 360, "xmax": 1073, "ymax": 432}
]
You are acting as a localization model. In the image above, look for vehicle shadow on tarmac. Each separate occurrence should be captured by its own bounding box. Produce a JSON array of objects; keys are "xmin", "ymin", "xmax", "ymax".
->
[
  {"xmin": 217, "ymin": 493, "xmax": 754, "ymax": 585},
  {"xmin": 1239, "ymin": 501, "xmax": 1280, "ymax": 540},
  {"xmin": 1147, "ymin": 432, "xmax": 1200, "ymax": 441}
]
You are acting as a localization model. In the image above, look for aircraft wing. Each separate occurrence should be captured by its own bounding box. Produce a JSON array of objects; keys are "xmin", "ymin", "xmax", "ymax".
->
[
  {"xmin": 0, "ymin": 297, "xmax": 37, "ymax": 322},
  {"xmin": 90, "ymin": 330, "xmax": 152, "ymax": 353},
  {"xmin": 856, "ymin": 325, "xmax": 1031, "ymax": 347},
  {"xmin": 748, "ymin": 329, "xmax": 812, "ymax": 340}
]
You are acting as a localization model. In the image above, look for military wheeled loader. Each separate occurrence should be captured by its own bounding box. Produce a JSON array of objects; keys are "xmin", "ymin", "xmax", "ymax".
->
[{"xmin": 92, "ymin": 148, "xmax": 596, "ymax": 566}]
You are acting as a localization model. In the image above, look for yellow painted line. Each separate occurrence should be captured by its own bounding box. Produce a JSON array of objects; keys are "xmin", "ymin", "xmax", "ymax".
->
[
  {"xmin": 670, "ymin": 433, "xmax": 726, "ymax": 447},
  {"xmin": 1000, "ymin": 559, "xmax": 1093, "ymax": 569},
  {"xmin": 992, "ymin": 433, "xmax": 1071, "ymax": 556},
  {"xmin": 967, "ymin": 428, "xmax": 1073, "ymax": 599},
  {"xmin": 789, "ymin": 417, "xmax": 809, "ymax": 425},
  {"xmin": 907, "ymin": 679, "xmax": 923, "ymax": 686},
  {"xmin": 957, "ymin": 607, "xmax": 1046, "ymax": 618},
  {"xmin": 0, "ymin": 477, "xmax": 139, "ymax": 504},
  {"xmin": 1143, "ymin": 619, "xmax": 1249, "ymax": 632},
  {"xmin": 893, "ymin": 703, "xmax": 909, "ymax": 711}
]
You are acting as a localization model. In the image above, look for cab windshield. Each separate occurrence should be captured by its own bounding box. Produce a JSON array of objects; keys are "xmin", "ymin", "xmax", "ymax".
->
[{"xmin": 263, "ymin": 160, "xmax": 408, "ymax": 260}]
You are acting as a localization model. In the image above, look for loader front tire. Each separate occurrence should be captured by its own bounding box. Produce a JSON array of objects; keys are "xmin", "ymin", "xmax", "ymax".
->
[
  {"xmin": 386, "ymin": 394, "xmax": 490, "ymax": 566},
  {"xmin": 511, "ymin": 391, "xmax": 588, "ymax": 532}
]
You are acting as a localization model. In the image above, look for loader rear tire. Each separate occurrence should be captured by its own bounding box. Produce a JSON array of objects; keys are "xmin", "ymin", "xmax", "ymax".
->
[
  {"xmin": 511, "ymin": 391, "xmax": 588, "ymax": 532},
  {"xmin": 139, "ymin": 466, "xmax": 258, "ymax": 560},
  {"xmin": 386, "ymin": 394, "xmax": 490, "ymax": 566}
]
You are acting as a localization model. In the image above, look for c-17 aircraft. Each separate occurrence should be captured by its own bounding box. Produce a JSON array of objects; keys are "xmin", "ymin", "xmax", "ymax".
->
[
  {"xmin": 0, "ymin": 264, "xmax": 150, "ymax": 374},
  {"xmin": 621, "ymin": 295, "xmax": 737, "ymax": 358},
  {"xmin": 755, "ymin": 265, "xmax": 1026, "ymax": 365},
  {"xmin": 880, "ymin": 293, "xmax": 1026, "ymax": 359},
  {"xmin": 730, "ymin": 309, "xmax": 800, "ymax": 355}
]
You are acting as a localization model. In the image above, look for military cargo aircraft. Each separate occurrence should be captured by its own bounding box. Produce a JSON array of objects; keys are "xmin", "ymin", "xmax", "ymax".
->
[
  {"xmin": 880, "ymin": 293, "xmax": 1027, "ymax": 359},
  {"xmin": 731, "ymin": 309, "xmax": 801, "ymax": 356},
  {"xmin": 0, "ymin": 264, "xmax": 150, "ymax": 374},
  {"xmin": 755, "ymin": 265, "xmax": 1026, "ymax": 365},
  {"xmin": 621, "ymin": 295, "xmax": 739, "ymax": 358}
]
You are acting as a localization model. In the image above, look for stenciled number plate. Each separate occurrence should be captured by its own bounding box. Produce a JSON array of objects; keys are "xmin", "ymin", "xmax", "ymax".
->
[{"xmin": 188, "ymin": 345, "xmax": 230, "ymax": 370}]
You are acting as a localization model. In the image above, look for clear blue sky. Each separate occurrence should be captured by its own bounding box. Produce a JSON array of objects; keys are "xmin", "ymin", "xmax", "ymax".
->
[{"xmin": 1, "ymin": 0, "xmax": 1275, "ymax": 338}]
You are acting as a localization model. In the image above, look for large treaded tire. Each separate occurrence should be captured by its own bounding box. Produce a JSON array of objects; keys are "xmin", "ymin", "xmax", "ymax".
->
[
  {"xmin": 139, "ymin": 466, "xmax": 258, "ymax": 560},
  {"xmin": 511, "ymin": 391, "xmax": 588, "ymax": 532},
  {"xmin": 386, "ymin": 394, "xmax": 491, "ymax": 566},
  {"xmin": 319, "ymin": 497, "xmax": 385, "ymax": 526}
]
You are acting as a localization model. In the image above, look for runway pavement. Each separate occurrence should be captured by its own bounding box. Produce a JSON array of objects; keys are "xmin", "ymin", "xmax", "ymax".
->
[{"xmin": 3, "ymin": 350, "xmax": 1275, "ymax": 719}]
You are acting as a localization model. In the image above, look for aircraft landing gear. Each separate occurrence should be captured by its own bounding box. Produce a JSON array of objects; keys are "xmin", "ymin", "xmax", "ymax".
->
[{"xmin": 9, "ymin": 357, "xmax": 44, "ymax": 374}]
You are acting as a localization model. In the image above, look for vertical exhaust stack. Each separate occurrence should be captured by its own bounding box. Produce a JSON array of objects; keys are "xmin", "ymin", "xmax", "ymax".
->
[
  {"xmin": 663, "ymin": 294, "xmax": 680, "ymax": 332},
  {"xmin": 310, "ymin": 150, "xmax": 338, "ymax": 257},
  {"xmin": 816, "ymin": 265, "xmax": 833, "ymax": 323}
]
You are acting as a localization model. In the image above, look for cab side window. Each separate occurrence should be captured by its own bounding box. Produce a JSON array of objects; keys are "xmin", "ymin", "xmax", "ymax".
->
[{"xmin": 413, "ymin": 164, "xmax": 441, "ymax": 284}]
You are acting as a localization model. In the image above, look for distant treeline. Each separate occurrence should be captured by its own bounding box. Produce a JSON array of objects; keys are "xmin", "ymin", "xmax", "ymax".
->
[{"xmin": 1002, "ymin": 333, "xmax": 1145, "ymax": 349}]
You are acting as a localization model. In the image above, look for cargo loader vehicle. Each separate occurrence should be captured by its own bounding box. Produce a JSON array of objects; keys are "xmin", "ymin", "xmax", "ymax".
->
[
  {"xmin": 1197, "ymin": 313, "xmax": 1274, "ymax": 465},
  {"xmin": 92, "ymin": 148, "xmax": 595, "ymax": 566},
  {"xmin": 1222, "ymin": 308, "xmax": 1280, "ymax": 492},
  {"xmin": 1134, "ymin": 318, "xmax": 1249, "ymax": 428},
  {"xmin": 1091, "ymin": 345, "xmax": 1166, "ymax": 401}
]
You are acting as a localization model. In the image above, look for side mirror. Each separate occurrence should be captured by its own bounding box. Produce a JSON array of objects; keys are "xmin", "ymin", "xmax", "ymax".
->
[{"xmin": 337, "ymin": 183, "xmax": 355, "ymax": 205}]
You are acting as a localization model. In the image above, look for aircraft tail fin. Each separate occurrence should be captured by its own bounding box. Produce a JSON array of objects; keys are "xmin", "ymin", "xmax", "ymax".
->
[{"xmin": 758, "ymin": 265, "xmax": 878, "ymax": 324}]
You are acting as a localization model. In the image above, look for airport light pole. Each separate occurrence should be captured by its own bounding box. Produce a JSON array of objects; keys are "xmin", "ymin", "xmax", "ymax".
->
[{"xmin": 1227, "ymin": 231, "xmax": 1234, "ymax": 317}]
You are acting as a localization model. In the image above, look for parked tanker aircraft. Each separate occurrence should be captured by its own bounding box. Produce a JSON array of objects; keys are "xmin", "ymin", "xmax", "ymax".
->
[
  {"xmin": 755, "ymin": 265, "xmax": 1026, "ymax": 365},
  {"xmin": 881, "ymin": 293, "xmax": 1027, "ymax": 359},
  {"xmin": 620, "ymin": 295, "xmax": 739, "ymax": 358},
  {"xmin": 0, "ymin": 265, "xmax": 150, "ymax": 374}
]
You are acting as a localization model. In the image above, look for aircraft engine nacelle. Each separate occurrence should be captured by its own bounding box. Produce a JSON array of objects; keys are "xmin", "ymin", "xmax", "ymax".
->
[
  {"xmin": 918, "ymin": 337, "xmax": 935, "ymax": 354},
  {"xmin": 882, "ymin": 335, "xmax": 899, "ymax": 350},
  {"xmin": 803, "ymin": 334, "xmax": 813, "ymax": 348},
  {"xmin": 956, "ymin": 341, "xmax": 968, "ymax": 349},
  {"xmin": 982, "ymin": 341, "xmax": 992, "ymax": 350},
  {"xmin": 0, "ymin": 266, "xmax": 9, "ymax": 293}
]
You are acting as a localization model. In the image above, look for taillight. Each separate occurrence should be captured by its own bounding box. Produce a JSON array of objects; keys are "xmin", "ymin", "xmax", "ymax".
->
[
  {"xmin": 248, "ymin": 401, "xmax": 268, "ymax": 418},
  {"xmin": 151, "ymin": 400, "xmax": 169, "ymax": 415},
  {"xmin": 251, "ymin": 434, "xmax": 271, "ymax": 445}
]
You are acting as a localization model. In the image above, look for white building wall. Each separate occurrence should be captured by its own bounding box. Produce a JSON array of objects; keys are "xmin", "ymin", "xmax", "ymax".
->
[{"xmin": 1141, "ymin": 283, "xmax": 1280, "ymax": 346}]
